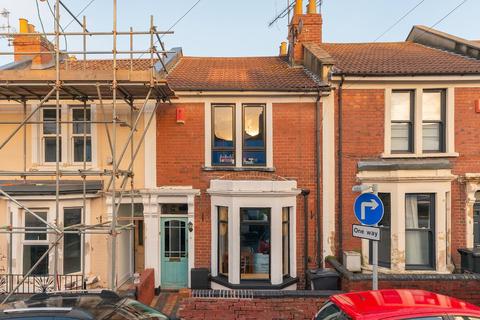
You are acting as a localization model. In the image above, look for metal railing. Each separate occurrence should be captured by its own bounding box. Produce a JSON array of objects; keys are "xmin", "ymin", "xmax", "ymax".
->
[{"xmin": 0, "ymin": 274, "xmax": 85, "ymax": 294}]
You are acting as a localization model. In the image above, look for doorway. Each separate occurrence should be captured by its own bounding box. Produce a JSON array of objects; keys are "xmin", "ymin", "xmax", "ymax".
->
[{"xmin": 160, "ymin": 217, "xmax": 188, "ymax": 289}]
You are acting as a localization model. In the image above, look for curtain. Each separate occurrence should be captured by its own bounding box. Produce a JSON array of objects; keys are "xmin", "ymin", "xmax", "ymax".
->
[{"xmin": 405, "ymin": 195, "xmax": 428, "ymax": 266}]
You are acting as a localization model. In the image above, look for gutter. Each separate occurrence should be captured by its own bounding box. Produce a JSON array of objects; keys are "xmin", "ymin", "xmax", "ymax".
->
[
  {"xmin": 337, "ymin": 74, "xmax": 345, "ymax": 259},
  {"xmin": 315, "ymin": 89, "xmax": 322, "ymax": 268}
]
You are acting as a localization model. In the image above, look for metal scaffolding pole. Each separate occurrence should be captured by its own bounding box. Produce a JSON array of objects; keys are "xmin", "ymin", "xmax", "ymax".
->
[{"xmin": 0, "ymin": 0, "xmax": 173, "ymax": 299}]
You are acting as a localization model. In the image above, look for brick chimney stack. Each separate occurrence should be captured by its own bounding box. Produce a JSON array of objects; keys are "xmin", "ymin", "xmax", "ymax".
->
[
  {"xmin": 288, "ymin": 0, "xmax": 323, "ymax": 65},
  {"xmin": 13, "ymin": 18, "xmax": 55, "ymax": 69}
]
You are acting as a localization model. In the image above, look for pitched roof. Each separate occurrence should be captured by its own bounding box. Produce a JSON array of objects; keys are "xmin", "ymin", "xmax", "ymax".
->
[
  {"xmin": 317, "ymin": 42, "xmax": 480, "ymax": 76},
  {"xmin": 166, "ymin": 56, "xmax": 324, "ymax": 92},
  {"xmin": 59, "ymin": 59, "xmax": 153, "ymax": 71}
]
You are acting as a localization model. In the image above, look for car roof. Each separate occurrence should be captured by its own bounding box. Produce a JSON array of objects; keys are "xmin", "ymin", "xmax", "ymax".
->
[
  {"xmin": 0, "ymin": 290, "xmax": 169, "ymax": 319},
  {"xmin": 330, "ymin": 289, "xmax": 480, "ymax": 320}
]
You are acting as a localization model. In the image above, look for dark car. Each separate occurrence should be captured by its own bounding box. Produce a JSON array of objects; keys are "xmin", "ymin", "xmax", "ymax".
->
[{"xmin": 0, "ymin": 290, "xmax": 169, "ymax": 319}]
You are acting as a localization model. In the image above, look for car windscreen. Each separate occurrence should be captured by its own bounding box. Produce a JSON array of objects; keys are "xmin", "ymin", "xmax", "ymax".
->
[
  {"xmin": 98, "ymin": 298, "xmax": 169, "ymax": 320},
  {"xmin": 315, "ymin": 302, "xmax": 351, "ymax": 320}
]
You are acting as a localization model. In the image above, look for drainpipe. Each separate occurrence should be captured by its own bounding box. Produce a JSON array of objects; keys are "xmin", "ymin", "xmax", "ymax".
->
[
  {"xmin": 337, "ymin": 75, "xmax": 345, "ymax": 260},
  {"xmin": 315, "ymin": 90, "xmax": 322, "ymax": 268},
  {"xmin": 302, "ymin": 189, "xmax": 311, "ymax": 286}
]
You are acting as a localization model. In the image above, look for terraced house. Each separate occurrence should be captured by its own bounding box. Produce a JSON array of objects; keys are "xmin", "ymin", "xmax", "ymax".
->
[{"xmin": 1, "ymin": 0, "xmax": 480, "ymax": 296}]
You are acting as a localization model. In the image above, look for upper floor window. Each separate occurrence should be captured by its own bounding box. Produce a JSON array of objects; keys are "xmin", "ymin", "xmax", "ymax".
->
[
  {"xmin": 243, "ymin": 105, "xmax": 266, "ymax": 166},
  {"xmin": 40, "ymin": 105, "xmax": 93, "ymax": 165},
  {"xmin": 212, "ymin": 105, "xmax": 235, "ymax": 166},
  {"xmin": 388, "ymin": 89, "xmax": 450, "ymax": 156},
  {"xmin": 42, "ymin": 108, "xmax": 61, "ymax": 163},
  {"xmin": 391, "ymin": 91, "xmax": 414, "ymax": 153},
  {"xmin": 210, "ymin": 103, "xmax": 269, "ymax": 168},
  {"xmin": 72, "ymin": 107, "xmax": 92, "ymax": 163},
  {"xmin": 422, "ymin": 90, "xmax": 446, "ymax": 153}
]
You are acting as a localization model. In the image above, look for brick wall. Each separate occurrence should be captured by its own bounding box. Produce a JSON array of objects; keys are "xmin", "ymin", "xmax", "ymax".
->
[
  {"xmin": 289, "ymin": 14, "xmax": 323, "ymax": 63},
  {"xmin": 178, "ymin": 297, "xmax": 328, "ymax": 320},
  {"xmin": 156, "ymin": 101, "xmax": 320, "ymax": 286},
  {"xmin": 336, "ymin": 87, "xmax": 480, "ymax": 268},
  {"xmin": 336, "ymin": 89, "xmax": 385, "ymax": 255}
]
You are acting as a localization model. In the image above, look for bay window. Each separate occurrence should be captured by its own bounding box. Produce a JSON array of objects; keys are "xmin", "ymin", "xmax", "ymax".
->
[
  {"xmin": 282, "ymin": 207, "xmax": 290, "ymax": 277},
  {"xmin": 369, "ymin": 193, "xmax": 391, "ymax": 268},
  {"xmin": 474, "ymin": 202, "xmax": 480, "ymax": 247},
  {"xmin": 218, "ymin": 206, "xmax": 229, "ymax": 276},
  {"xmin": 240, "ymin": 208, "xmax": 270, "ymax": 280},
  {"xmin": 23, "ymin": 212, "xmax": 49, "ymax": 275},
  {"xmin": 63, "ymin": 208, "xmax": 82, "ymax": 274},
  {"xmin": 212, "ymin": 105, "xmax": 235, "ymax": 166},
  {"xmin": 405, "ymin": 194, "xmax": 435, "ymax": 269}
]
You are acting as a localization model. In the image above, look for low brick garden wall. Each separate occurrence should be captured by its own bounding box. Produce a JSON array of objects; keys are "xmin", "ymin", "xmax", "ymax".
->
[
  {"xmin": 178, "ymin": 291, "xmax": 333, "ymax": 320},
  {"xmin": 327, "ymin": 257, "xmax": 480, "ymax": 306}
]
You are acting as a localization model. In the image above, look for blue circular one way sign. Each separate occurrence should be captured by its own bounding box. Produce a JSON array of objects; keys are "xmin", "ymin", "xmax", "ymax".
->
[{"xmin": 354, "ymin": 193, "xmax": 384, "ymax": 226}]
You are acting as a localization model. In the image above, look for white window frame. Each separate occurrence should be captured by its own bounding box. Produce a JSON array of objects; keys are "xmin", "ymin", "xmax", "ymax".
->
[
  {"xmin": 32, "ymin": 103, "xmax": 97, "ymax": 167},
  {"xmin": 12, "ymin": 198, "xmax": 91, "ymax": 276},
  {"xmin": 383, "ymin": 87, "xmax": 457, "ymax": 158},
  {"xmin": 70, "ymin": 106, "xmax": 92, "ymax": 165},
  {"xmin": 209, "ymin": 180, "xmax": 299, "ymax": 286},
  {"xmin": 205, "ymin": 100, "xmax": 273, "ymax": 169},
  {"xmin": 22, "ymin": 209, "xmax": 50, "ymax": 275},
  {"xmin": 357, "ymin": 169, "xmax": 455, "ymax": 273}
]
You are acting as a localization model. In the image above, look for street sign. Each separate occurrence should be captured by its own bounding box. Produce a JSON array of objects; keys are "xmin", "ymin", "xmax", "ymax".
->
[
  {"xmin": 352, "ymin": 224, "xmax": 381, "ymax": 241},
  {"xmin": 353, "ymin": 193, "xmax": 384, "ymax": 226}
]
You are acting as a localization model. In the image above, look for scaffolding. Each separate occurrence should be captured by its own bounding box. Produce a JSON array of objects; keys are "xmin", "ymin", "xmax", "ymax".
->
[{"xmin": 0, "ymin": 0, "xmax": 175, "ymax": 303}]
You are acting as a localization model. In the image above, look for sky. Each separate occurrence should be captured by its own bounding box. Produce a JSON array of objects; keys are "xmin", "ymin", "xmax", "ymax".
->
[{"xmin": 0, "ymin": 0, "xmax": 479, "ymax": 65}]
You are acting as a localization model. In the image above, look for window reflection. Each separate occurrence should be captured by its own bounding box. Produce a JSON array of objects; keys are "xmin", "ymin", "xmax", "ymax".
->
[
  {"xmin": 243, "ymin": 105, "xmax": 266, "ymax": 166},
  {"xmin": 212, "ymin": 105, "xmax": 235, "ymax": 166}
]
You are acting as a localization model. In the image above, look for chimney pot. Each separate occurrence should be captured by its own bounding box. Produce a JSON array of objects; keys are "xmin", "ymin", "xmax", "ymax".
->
[
  {"xmin": 294, "ymin": 0, "xmax": 303, "ymax": 15},
  {"xmin": 28, "ymin": 24, "xmax": 36, "ymax": 33},
  {"xmin": 307, "ymin": 0, "xmax": 317, "ymax": 14},
  {"xmin": 280, "ymin": 41, "xmax": 288, "ymax": 56},
  {"xmin": 19, "ymin": 18, "xmax": 29, "ymax": 33}
]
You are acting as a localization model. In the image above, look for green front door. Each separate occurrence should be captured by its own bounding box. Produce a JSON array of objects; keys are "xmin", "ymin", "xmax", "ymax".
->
[{"xmin": 160, "ymin": 218, "xmax": 188, "ymax": 289}]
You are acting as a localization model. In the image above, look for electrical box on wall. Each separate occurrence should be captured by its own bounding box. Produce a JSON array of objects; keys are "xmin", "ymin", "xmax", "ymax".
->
[
  {"xmin": 176, "ymin": 107, "xmax": 186, "ymax": 124},
  {"xmin": 475, "ymin": 99, "xmax": 480, "ymax": 113}
]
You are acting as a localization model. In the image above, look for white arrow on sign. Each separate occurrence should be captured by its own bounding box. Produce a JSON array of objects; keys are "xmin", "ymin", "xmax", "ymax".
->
[{"xmin": 360, "ymin": 199, "xmax": 379, "ymax": 220}]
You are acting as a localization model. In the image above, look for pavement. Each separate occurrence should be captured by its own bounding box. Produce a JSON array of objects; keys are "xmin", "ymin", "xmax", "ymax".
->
[{"xmin": 152, "ymin": 290, "xmax": 185, "ymax": 320}]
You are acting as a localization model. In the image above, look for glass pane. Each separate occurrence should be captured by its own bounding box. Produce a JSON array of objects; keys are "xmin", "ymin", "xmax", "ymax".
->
[
  {"xmin": 391, "ymin": 92, "xmax": 411, "ymax": 121},
  {"xmin": 422, "ymin": 123, "xmax": 441, "ymax": 151},
  {"xmin": 282, "ymin": 207, "xmax": 290, "ymax": 276},
  {"xmin": 73, "ymin": 137, "xmax": 92, "ymax": 162},
  {"xmin": 25, "ymin": 212, "xmax": 48, "ymax": 241},
  {"xmin": 43, "ymin": 109, "xmax": 60, "ymax": 134},
  {"xmin": 164, "ymin": 222, "xmax": 170, "ymax": 257},
  {"xmin": 315, "ymin": 302, "xmax": 341, "ymax": 320},
  {"xmin": 64, "ymin": 208, "xmax": 82, "ymax": 274},
  {"xmin": 161, "ymin": 204, "xmax": 188, "ymax": 215},
  {"xmin": 72, "ymin": 108, "xmax": 91, "ymax": 134},
  {"xmin": 475, "ymin": 204, "xmax": 480, "ymax": 246},
  {"xmin": 391, "ymin": 123, "xmax": 410, "ymax": 152},
  {"xmin": 240, "ymin": 208, "xmax": 270, "ymax": 280},
  {"xmin": 212, "ymin": 151, "xmax": 235, "ymax": 166},
  {"xmin": 370, "ymin": 193, "xmax": 391, "ymax": 268},
  {"xmin": 423, "ymin": 91, "xmax": 442, "ymax": 121},
  {"xmin": 44, "ymin": 137, "xmax": 61, "ymax": 162},
  {"xmin": 243, "ymin": 106, "xmax": 265, "ymax": 148},
  {"xmin": 405, "ymin": 230, "xmax": 431, "ymax": 266},
  {"xmin": 218, "ymin": 207, "xmax": 229, "ymax": 275},
  {"xmin": 23, "ymin": 245, "xmax": 49, "ymax": 275},
  {"xmin": 213, "ymin": 106, "xmax": 234, "ymax": 148},
  {"xmin": 406, "ymin": 194, "xmax": 432, "ymax": 229},
  {"xmin": 243, "ymin": 151, "xmax": 266, "ymax": 166}
]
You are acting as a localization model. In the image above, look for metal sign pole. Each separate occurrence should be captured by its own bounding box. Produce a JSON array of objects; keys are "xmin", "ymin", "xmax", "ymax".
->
[{"xmin": 372, "ymin": 184, "xmax": 379, "ymax": 290}]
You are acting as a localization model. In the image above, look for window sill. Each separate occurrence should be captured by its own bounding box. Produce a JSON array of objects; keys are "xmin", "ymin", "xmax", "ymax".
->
[
  {"xmin": 381, "ymin": 152, "xmax": 459, "ymax": 159},
  {"xmin": 203, "ymin": 166, "xmax": 275, "ymax": 172}
]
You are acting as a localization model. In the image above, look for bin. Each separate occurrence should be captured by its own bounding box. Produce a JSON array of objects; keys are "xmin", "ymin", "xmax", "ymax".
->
[
  {"xmin": 191, "ymin": 268, "xmax": 210, "ymax": 289},
  {"xmin": 307, "ymin": 269, "xmax": 340, "ymax": 291},
  {"xmin": 458, "ymin": 248, "xmax": 473, "ymax": 273}
]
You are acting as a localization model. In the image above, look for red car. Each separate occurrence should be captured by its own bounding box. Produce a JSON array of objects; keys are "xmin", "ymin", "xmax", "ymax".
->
[{"xmin": 314, "ymin": 289, "xmax": 480, "ymax": 320}]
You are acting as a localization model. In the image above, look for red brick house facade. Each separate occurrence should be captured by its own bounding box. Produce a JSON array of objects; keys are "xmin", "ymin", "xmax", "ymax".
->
[{"xmin": 145, "ymin": 0, "xmax": 480, "ymax": 291}]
